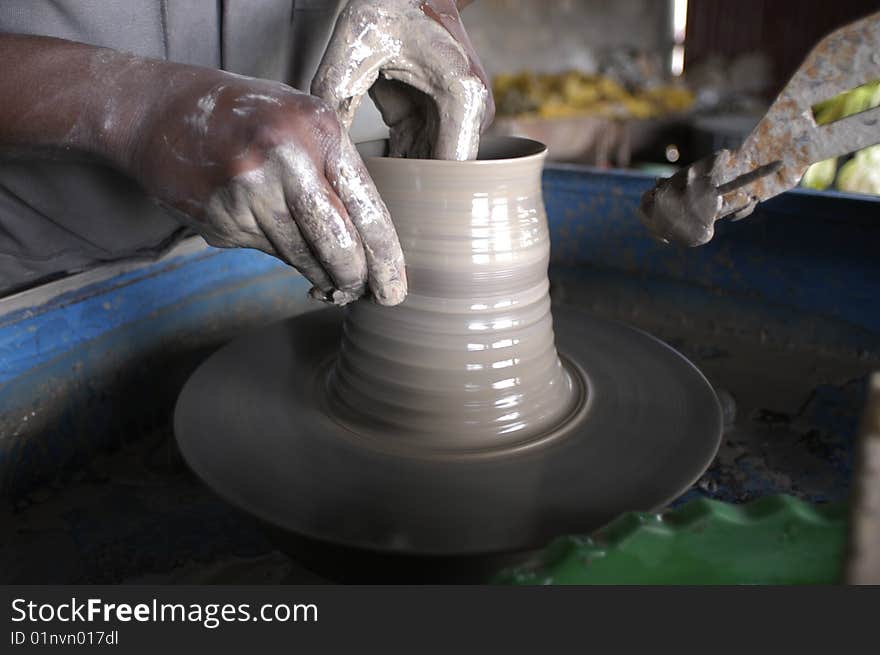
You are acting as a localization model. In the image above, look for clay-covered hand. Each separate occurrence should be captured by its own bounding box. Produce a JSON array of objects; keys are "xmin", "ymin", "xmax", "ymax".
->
[
  {"xmin": 312, "ymin": 0, "xmax": 494, "ymax": 160},
  {"xmin": 129, "ymin": 73, "xmax": 407, "ymax": 306}
]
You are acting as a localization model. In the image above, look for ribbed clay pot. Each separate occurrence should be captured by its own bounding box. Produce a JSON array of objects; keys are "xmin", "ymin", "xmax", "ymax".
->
[{"xmin": 326, "ymin": 137, "xmax": 582, "ymax": 453}]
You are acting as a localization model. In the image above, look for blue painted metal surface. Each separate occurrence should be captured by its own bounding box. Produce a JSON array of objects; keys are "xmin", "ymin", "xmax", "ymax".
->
[
  {"xmin": 0, "ymin": 247, "xmax": 311, "ymax": 496},
  {"xmin": 0, "ymin": 248, "xmax": 305, "ymax": 384},
  {"xmin": 544, "ymin": 166, "xmax": 880, "ymax": 334}
]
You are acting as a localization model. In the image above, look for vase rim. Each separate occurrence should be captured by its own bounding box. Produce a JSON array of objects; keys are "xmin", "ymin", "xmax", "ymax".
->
[{"xmin": 356, "ymin": 136, "xmax": 547, "ymax": 166}]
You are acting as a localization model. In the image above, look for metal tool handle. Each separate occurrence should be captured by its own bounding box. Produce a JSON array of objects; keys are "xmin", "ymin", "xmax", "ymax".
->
[
  {"xmin": 719, "ymin": 11, "xmax": 880, "ymax": 219},
  {"xmin": 640, "ymin": 12, "xmax": 880, "ymax": 247}
]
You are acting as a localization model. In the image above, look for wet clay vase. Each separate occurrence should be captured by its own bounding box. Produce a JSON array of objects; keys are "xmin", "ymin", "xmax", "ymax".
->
[
  {"xmin": 327, "ymin": 137, "xmax": 583, "ymax": 453},
  {"xmin": 174, "ymin": 136, "xmax": 723, "ymax": 566}
]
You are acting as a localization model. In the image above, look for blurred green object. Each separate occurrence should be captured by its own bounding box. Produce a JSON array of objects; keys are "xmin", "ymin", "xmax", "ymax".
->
[
  {"xmin": 802, "ymin": 80, "xmax": 880, "ymax": 195},
  {"xmin": 802, "ymin": 158, "xmax": 838, "ymax": 190},
  {"xmin": 837, "ymin": 145, "xmax": 880, "ymax": 195},
  {"xmin": 634, "ymin": 163, "xmax": 679, "ymax": 177},
  {"xmin": 812, "ymin": 80, "xmax": 880, "ymax": 126},
  {"xmin": 494, "ymin": 496, "xmax": 847, "ymax": 585}
]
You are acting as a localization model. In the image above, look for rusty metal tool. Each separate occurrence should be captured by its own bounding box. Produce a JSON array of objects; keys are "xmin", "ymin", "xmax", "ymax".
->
[{"xmin": 640, "ymin": 12, "xmax": 880, "ymax": 246}]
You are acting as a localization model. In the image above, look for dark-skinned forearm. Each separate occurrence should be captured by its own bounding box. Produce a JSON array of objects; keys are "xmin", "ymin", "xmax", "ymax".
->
[{"xmin": 0, "ymin": 34, "xmax": 220, "ymax": 172}]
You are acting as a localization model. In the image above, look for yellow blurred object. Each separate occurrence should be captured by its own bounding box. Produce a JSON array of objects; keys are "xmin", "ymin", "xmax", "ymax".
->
[
  {"xmin": 644, "ymin": 86, "xmax": 695, "ymax": 113},
  {"xmin": 492, "ymin": 70, "xmax": 694, "ymax": 120}
]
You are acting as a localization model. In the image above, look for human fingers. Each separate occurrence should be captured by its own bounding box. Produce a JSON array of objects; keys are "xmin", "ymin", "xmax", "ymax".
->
[
  {"xmin": 274, "ymin": 145, "xmax": 370, "ymax": 303},
  {"xmin": 326, "ymin": 133, "xmax": 407, "ymax": 305},
  {"xmin": 237, "ymin": 168, "xmax": 337, "ymax": 297}
]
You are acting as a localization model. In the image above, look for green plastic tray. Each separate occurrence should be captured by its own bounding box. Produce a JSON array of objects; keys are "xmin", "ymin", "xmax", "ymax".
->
[{"xmin": 494, "ymin": 496, "xmax": 847, "ymax": 585}]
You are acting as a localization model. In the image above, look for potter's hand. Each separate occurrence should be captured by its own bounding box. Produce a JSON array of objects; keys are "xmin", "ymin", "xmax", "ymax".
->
[
  {"xmin": 0, "ymin": 36, "xmax": 405, "ymax": 304},
  {"xmin": 131, "ymin": 73, "xmax": 407, "ymax": 306},
  {"xmin": 312, "ymin": 0, "xmax": 494, "ymax": 160}
]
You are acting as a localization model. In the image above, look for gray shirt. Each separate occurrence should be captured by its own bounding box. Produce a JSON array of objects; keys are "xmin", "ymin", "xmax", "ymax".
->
[{"xmin": 0, "ymin": 0, "xmax": 383, "ymax": 295}]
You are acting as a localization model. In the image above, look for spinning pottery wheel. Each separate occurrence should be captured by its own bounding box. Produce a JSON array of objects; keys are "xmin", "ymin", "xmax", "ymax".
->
[{"xmin": 174, "ymin": 138, "xmax": 722, "ymax": 568}]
